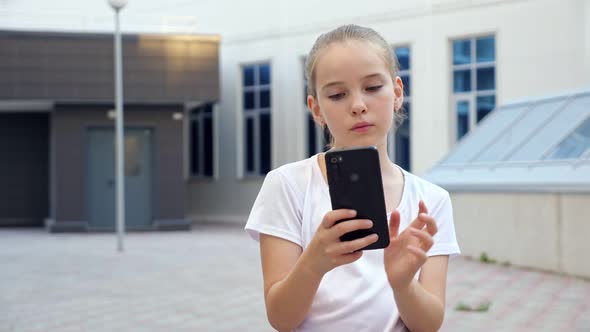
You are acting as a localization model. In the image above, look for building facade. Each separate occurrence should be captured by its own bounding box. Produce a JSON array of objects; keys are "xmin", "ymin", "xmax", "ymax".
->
[
  {"xmin": 0, "ymin": 31, "xmax": 219, "ymax": 231},
  {"xmin": 186, "ymin": 0, "xmax": 590, "ymax": 224},
  {"xmin": 1, "ymin": 0, "xmax": 589, "ymax": 228}
]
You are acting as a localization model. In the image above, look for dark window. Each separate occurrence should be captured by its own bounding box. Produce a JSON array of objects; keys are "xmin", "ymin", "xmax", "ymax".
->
[
  {"xmin": 242, "ymin": 63, "xmax": 272, "ymax": 175},
  {"xmin": 307, "ymin": 113, "xmax": 316, "ymax": 157},
  {"xmin": 396, "ymin": 47, "xmax": 410, "ymax": 71},
  {"xmin": 395, "ymin": 102, "xmax": 411, "ymax": 171},
  {"xmin": 244, "ymin": 66, "xmax": 255, "ymax": 86},
  {"xmin": 203, "ymin": 117, "xmax": 213, "ymax": 176},
  {"xmin": 246, "ymin": 117, "xmax": 255, "ymax": 173},
  {"xmin": 400, "ymin": 74, "xmax": 411, "ymax": 97},
  {"xmin": 453, "ymin": 40, "xmax": 471, "ymax": 65},
  {"xmin": 476, "ymin": 67, "xmax": 495, "ymax": 91},
  {"xmin": 394, "ymin": 47, "xmax": 412, "ymax": 171},
  {"xmin": 476, "ymin": 37, "xmax": 495, "ymax": 63},
  {"xmin": 190, "ymin": 119, "xmax": 199, "ymax": 175},
  {"xmin": 260, "ymin": 113, "xmax": 271, "ymax": 174},
  {"xmin": 190, "ymin": 103, "xmax": 216, "ymax": 177},
  {"xmin": 244, "ymin": 92, "xmax": 255, "ymax": 110},
  {"xmin": 259, "ymin": 64, "xmax": 271, "ymax": 85},
  {"xmin": 453, "ymin": 36, "xmax": 496, "ymax": 140},
  {"xmin": 477, "ymin": 95, "xmax": 496, "ymax": 122},
  {"xmin": 260, "ymin": 89, "xmax": 271, "ymax": 108},
  {"xmin": 457, "ymin": 100, "xmax": 470, "ymax": 139},
  {"xmin": 453, "ymin": 70, "xmax": 471, "ymax": 92}
]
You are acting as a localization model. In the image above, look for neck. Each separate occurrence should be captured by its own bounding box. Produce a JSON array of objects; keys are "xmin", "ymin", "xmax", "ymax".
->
[
  {"xmin": 374, "ymin": 140, "xmax": 397, "ymax": 179},
  {"xmin": 331, "ymin": 140, "xmax": 398, "ymax": 178}
]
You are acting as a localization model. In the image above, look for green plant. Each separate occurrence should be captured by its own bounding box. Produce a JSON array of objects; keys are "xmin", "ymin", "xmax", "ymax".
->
[
  {"xmin": 455, "ymin": 301, "xmax": 492, "ymax": 312},
  {"xmin": 479, "ymin": 252, "xmax": 497, "ymax": 264}
]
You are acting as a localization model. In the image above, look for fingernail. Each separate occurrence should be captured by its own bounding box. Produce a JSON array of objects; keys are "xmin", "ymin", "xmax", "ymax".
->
[{"xmin": 366, "ymin": 220, "xmax": 373, "ymax": 227}]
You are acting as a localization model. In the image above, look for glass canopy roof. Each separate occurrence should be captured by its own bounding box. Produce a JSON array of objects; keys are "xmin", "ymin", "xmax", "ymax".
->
[{"xmin": 424, "ymin": 90, "xmax": 590, "ymax": 192}]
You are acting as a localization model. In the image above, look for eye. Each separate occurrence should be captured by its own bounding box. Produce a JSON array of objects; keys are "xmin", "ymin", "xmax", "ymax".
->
[
  {"xmin": 366, "ymin": 85, "xmax": 383, "ymax": 92},
  {"xmin": 328, "ymin": 93, "xmax": 345, "ymax": 100}
]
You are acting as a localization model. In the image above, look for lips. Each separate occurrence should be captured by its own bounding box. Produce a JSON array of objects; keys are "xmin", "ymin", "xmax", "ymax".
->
[{"xmin": 351, "ymin": 122, "xmax": 373, "ymax": 131}]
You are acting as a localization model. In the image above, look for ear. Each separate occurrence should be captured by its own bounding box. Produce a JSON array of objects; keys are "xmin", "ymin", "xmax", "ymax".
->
[
  {"xmin": 393, "ymin": 76, "xmax": 405, "ymax": 111},
  {"xmin": 307, "ymin": 95, "xmax": 325, "ymax": 127}
]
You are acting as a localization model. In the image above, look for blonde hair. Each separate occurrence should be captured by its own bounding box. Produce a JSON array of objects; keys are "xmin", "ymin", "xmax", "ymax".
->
[{"xmin": 305, "ymin": 24, "xmax": 406, "ymax": 148}]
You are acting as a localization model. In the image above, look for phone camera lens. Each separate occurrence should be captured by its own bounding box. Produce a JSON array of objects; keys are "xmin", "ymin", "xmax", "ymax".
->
[{"xmin": 330, "ymin": 157, "xmax": 338, "ymax": 164}]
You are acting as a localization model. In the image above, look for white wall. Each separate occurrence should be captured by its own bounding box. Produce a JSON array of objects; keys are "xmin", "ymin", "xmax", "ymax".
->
[
  {"xmin": 197, "ymin": 0, "xmax": 588, "ymax": 224},
  {"xmin": 210, "ymin": 0, "xmax": 588, "ymax": 176},
  {"xmin": 451, "ymin": 192, "xmax": 590, "ymax": 278}
]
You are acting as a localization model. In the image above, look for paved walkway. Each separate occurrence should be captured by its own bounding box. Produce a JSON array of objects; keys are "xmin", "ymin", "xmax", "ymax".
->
[{"xmin": 1, "ymin": 225, "xmax": 589, "ymax": 332}]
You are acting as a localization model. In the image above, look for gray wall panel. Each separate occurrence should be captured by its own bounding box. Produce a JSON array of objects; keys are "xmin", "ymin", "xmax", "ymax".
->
[
  {"xmin": 0, "ymin": 31, "xmax": 219, "ymax": 103},
  {"xmin": 52, "ymin": 105, "xmax": 185, "ymax": 224}
]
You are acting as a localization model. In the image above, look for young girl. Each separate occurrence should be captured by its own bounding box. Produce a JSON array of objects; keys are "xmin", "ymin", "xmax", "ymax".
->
[{"xmin": 245, "ymin": 24, "xmax": 460, "ymax": 332}]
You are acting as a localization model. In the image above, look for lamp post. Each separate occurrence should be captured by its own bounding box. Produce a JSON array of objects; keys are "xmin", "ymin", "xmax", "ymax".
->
[{"xmin": 108, "ymin": 0, "xmax": 128, "ymax": 252}]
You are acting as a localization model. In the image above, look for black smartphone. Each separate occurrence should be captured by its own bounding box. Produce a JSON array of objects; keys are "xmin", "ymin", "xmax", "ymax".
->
[{"xmin": 325, "ymin": 146, "xmax": 390, "ymax": 250}]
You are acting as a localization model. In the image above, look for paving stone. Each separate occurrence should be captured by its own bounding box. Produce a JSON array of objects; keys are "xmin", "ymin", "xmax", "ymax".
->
[{"xmin": 1, "ymin": 227, "xmax": 589, "ymax": 332}]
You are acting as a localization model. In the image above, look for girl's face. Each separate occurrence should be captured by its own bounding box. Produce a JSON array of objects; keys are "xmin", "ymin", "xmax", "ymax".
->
[{"xmin": 308, "ymin": 40, "xmax": 404, "ymax": 150}]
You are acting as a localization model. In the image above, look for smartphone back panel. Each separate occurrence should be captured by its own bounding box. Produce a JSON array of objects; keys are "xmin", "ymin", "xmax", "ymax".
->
[{"xmin": 325, "ymin": 146, "xmax": 390, "ymax": 250}]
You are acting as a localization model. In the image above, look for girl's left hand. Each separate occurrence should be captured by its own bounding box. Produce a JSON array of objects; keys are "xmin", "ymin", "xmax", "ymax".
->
[{"xmin": 384, "ymin": 200, "xmax": 438, "ymax": 291}]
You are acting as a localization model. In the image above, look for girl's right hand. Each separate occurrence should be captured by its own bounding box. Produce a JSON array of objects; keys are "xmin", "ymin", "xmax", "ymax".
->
[{"xmin": 304, "ymin": 209, "xmax": 378, "ymax": 276}]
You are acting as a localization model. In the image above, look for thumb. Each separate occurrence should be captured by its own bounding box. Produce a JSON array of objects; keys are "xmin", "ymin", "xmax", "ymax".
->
[{"xmin": 389, "ymin": 210, "xmax": 400, "ymax": 239}]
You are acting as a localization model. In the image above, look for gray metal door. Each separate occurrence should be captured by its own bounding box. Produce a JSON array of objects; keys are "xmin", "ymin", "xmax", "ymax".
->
[{"xmin": 87, "ymin": 128, "xmax": 152, "ymax": 230}]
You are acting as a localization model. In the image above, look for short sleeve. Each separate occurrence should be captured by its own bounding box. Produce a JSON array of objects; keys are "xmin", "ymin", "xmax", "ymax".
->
[
  {"xmin": 427, "ymin": 192, "xmax": 461, "ymax": 257},
  {"xmin": 244, "ymin": 170, "xmax": 303, "ymax": 247}
]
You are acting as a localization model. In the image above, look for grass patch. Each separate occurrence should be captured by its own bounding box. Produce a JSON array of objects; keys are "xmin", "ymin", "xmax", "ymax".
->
[
  {"xmin": 455, "ymin": 301, "xmax": 492, "ymax": 312},
  {"xmin": 479, "ymin": 252, "xmax": 497, "ymax": 264}
]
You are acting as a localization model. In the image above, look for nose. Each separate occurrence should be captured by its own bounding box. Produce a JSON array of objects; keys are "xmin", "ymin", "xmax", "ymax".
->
[{"xmin": 350, "ymin": 92, "xmax": 367, "ymax": 115}]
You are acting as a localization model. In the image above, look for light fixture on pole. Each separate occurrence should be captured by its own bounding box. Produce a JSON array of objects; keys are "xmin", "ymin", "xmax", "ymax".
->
[{"xmin": 108, "ymin": 0, "xmax": 128, "ymax": 252}]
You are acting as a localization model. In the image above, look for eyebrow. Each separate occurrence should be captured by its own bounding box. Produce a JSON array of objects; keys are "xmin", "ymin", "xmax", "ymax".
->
[{"xmin": 320, "ymin": 73, "xmax": 385, "ymax": 92}]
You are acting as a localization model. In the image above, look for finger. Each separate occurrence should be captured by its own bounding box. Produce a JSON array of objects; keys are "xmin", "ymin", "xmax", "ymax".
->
[
  {"xmin": 407, "ymin": 245, "xmax": 428, "ymax": 262},
  {"xmin": 418, "ymin": 213, "xmax": 438, "ymax": 236},
  {"xmin": 332, "ymin": 219, "xmax": 373, "ymax": 238},
  {"xmin": 329, "ymin": 233, "xmax": 378, "ymax": 255},
  {"xmin": 322, "ymin": 209, "xmax": 356, "ymax": 229},
  {"xmin": 409, "ymin": 228, "xmax": 434, "ymax": 250},
  {"xmin": 408, "ymin": 213, "xmax": 426, "ymax": 231},
  {"xmin": 419, "ymin": 200, "xmax": 429, "ymax": 215},
  {"xmin": 332, "ymin": 250, "xmax": 363, "ymax": 266},
  {"xmin": 408, "ymin": 200, "xmax": 430, "ymax": 231},
  {"xmin": 389, "ymin": 210, "xmax": 401, "ymax": 239}
]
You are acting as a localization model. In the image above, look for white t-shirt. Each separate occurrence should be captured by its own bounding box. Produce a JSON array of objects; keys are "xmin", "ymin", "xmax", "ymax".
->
[{"xmin": 245, "ymin": 154, "xmax": 460, "ymax": 332}]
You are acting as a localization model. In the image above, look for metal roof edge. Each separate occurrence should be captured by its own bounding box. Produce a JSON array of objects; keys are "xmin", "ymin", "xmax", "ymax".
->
[
  {"xmin": 430, "ymin": 182, "xmax": 590, "ymax": 194},
  {"xmin": 502, "ymin": 87, "xmax": 590, "ymax": 106}
]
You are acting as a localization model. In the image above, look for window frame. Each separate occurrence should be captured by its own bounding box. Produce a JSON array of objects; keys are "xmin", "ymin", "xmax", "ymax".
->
[
  {"xmin": 185, "ymin": 101, "xmax": 219, "ymax": 181},
  {"xmin": 240, "ymin": 61, "xmax": 272, "ymax": 177},
  {"xmin": 302, "ymin": 56, "xmax": 330, "ymax": 157},
  {"xmin": 183, "ymin": 101, "xmax": 220, "ymax": 181},
  {"xmin": 389, "ymin": 44, "xmax": 412, "ymax": 171},
  {"xmin": 451, "ymin": 34, "xmax": 497, "ymax": 142}
]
